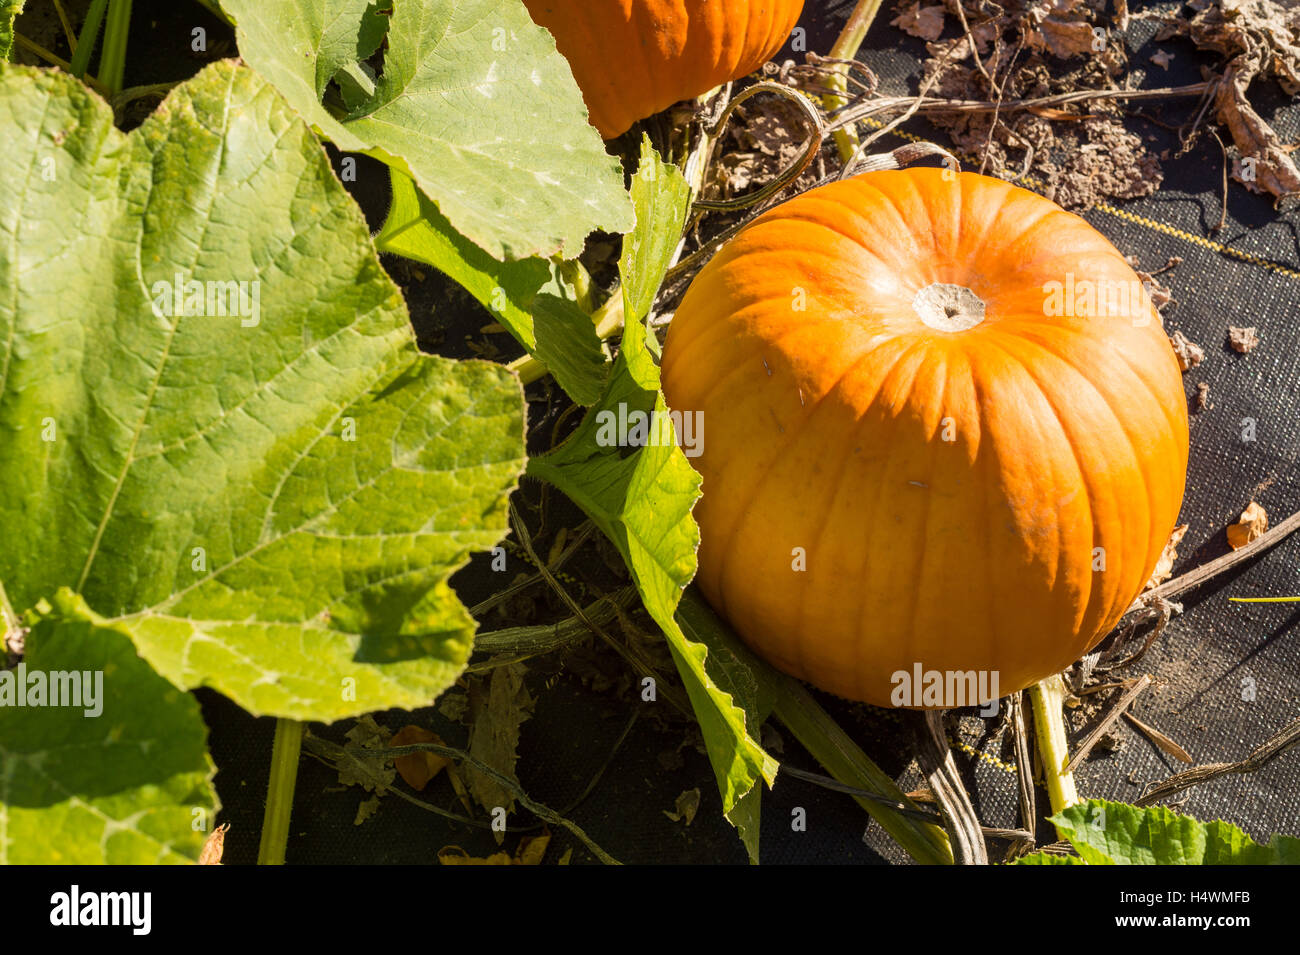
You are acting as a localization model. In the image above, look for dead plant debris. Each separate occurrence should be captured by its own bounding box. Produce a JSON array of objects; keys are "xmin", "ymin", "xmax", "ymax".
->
[
  {"xmin": 867, "ymin": 0, "xmax": 1300, "ymax": 206},
  {"xmin": 664, "ymin": 788, "xmax": 702, "ymax": 826},
  {"xmin": 1227, "ymin": 500, "xmax": 1269, "ymax": 550},
  {"xmin": 1169, "ymin": 329, "xmax": 1205, "ymax": 371},
  {"xmin": 464, "ymin": 661, "xmax": 535, "ymax": 834},
  {"xmin": 1228, "ymin": 324, "xmax": 1261, "ymax": 353},
  {"xmin": 1147, "ymin": 524, "xmax": 1189, "ymax": 590}
]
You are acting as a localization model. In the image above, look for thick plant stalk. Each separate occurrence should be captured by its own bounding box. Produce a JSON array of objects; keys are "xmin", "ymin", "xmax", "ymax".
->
[
  {"xmin": 257, "ymin": 718, "xmax": 304, "ymax": 865},
  {"xmin": 68, "ymin": 0, "xmax": 109, "ymax": 79},
  {"xmin": 1029, "ymin": 674, "xmax": 1081, "ymax": 816},
  {"xmin": 916, "ymin": 710, "xmax": 988, "ymax": 864},
  {"xmin": 773, "ymin": 682, "xmax": 953, "ymax": 865},
  {"xmin": 97, "ymin": 0, "xmax": 132, "ymax": 94},
  {"xmin": 824, "ymin": 0, "xmax": 886, "ymax": 163}
]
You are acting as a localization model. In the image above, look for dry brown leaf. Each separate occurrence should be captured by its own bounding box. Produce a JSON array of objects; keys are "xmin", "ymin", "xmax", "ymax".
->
[
  {"xmin": 515, "ymin": 830, "xmax": 551, "ymax": 866},
  {"xmin": 437, "ymin": 688, "xmax": 469, "ymax": 723},
  {"xmin": 354, "ymin": 795, "xmax": 381, "ymax": 826},
  {"xmin": 1227, "ymin": 501, "xmax": 1269, "ymax": 550},
  {"xmin": 1227, "ymin": 325, "xmax": 1260, "ymax": 353},
  {"xmin": 663, "ymin": 788, "xmax": 702, "ymax": 826},
  {"xmin": 1169, "ymin": 329, "xmax": 1205, "ymax": 371},
  {"xmin": 338, "ymin": 716, "xmax": 395, "ymax": 794},
  {"xmin": 438, "ymin": 830, "xmax": 550, "ymax": 866},
  {"xmin": 893, "ymin": 3, "xmax": 947, "ymax": 42},
  {"xmin": 439, "ymin": 847, "xmax": 513, "ymax": 865},
  {"xmin": 1216, "ymin": 64, "xmax": 1300, "ymax": 201},
  {"xmin": 1179, "ymin": 0, "xmax": 1300, "ymax": 91},
  {"xmin": 1124, "ymin": 255, "xmax": 1179, "ymax": 313},
  {"xmin": 198, "ymin": 823, "xmax": 229, "ymax": 865},
  {"xmin": 1147, "ymin": 524, "xmax": 1189, "ymax": 589},
  {"xmin": 1157, "ymin": 0, "xmax": 1300, "ymax": 200},
  {"xmin": 464, "ymin": 661, "xmax": 535, "ymax": 821},
  {"xmin": 390, "ymin": 725, "xmax": 451, "ymax": 791},
  {"xmin": 1196, "ymin": 381, "xmax": 1213, "ymax": 412},
  {"xmin": 1024, "ymin": 0, "xmax": 1099, "ymax": 60},
  {"xmin": 1124, "ymin": 712, "xmax": 1193, "ymax": 763}
]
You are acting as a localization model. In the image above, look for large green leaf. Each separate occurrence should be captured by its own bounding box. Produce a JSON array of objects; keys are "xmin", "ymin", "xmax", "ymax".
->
[
  {"xmin": 676, "ymin": 592, "xmax": 779, "ymax": 863},
  {"xmin": 219, "ymin": 0, "xmax": 632, "ymax": 260},
  {"xmin": 0, "ymin": 591, "xmax": 216, "ymax": 864},
  {"xmin": 528, "ymin": 143, "xmax": 776, "ymax": 819},
  {"xmin": 0, "ymin": 1, "xmax": 21, "ymax": 62},
  {"xmin": 0, "ymin": 61, "xmax": 525, "ymax": 721},
  {"xmin": 1016, "ymin": 799, "xmax": 1300, "ymax": 865},
  {"xmin": 376, "ymin": 168, "xmax": 608, "ymax": 405}
]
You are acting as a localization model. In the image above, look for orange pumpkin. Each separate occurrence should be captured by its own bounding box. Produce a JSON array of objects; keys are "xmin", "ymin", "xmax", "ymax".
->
[
  {"xmin": 661, "ymin": 169, "xmax": 1189, "ymax": 708},
  {"xmin": 523, "ymin": 0, "xmax": 806, "ymax": 139}
]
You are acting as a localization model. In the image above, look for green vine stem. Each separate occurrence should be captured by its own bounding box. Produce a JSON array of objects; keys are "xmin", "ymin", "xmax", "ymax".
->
[
  {"xmin": 1028, "ymin": 674, "xmax": 1081, "ymax": 817},
  {"xmin": 97, "ymin": 0, "xmax": 133, "ymax": 94},
  {"xmin": 824, "ymin": 0, "xmax": 885, "ymax": 163},
  {"xmin": 68, "ymin": 0, "xmax": 109, "ymax": 79},
  {"xmin": 772, "ymin": 681, "xmax": 954, "ymax": 865},
  {"xmin": 257, "ymin": 717, "xmax": 304, "ymax": 865}
]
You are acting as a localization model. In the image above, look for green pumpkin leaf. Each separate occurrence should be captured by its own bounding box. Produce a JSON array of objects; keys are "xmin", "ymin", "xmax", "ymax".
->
[
  {"xmin": 676, "ymin": 591, "xmax": 781, "ymax": 863},
  {"xmin": 527, "ymin": 292, "xmax": 610, "ymax": 407},
  {"xmin": 1015, "ymin": 799, "xmax": 1300, "ymax": 864},
  {"xmin": 377, "ymin": 168, "xmax": 608, "ymax": 406},
  {"xmin": 0, "ymin": 590, "xmax": 216, "ymax": 864},
  {"xmin": 620, "ymin": 136, "xmax": 692, "ymax": 367},
  {"xmin": 219, "ymin": 0, "xmax": 632, "ymax": 260},
  {"xmin": 0, "ymin": 61, "xmax": 525, "ymax": 722},
  {"xmin": 528, "ymin": 142, "xmax": 775, "ymax": 824}
]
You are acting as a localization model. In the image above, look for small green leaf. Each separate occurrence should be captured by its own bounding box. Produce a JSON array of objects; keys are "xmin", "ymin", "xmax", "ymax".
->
[
  {"xmin": 0, "ymin": 591, "xmax": 216, "ymax": 864},
  {"xmin": 220, "ymin": 0, "xmax": 632, "ymax": 260},
  {"xmin": 1015, "ymin": 799, "xmax": 1300, "ymax": 865},
  {"xmin": 621, "ymin": 136, "xmax": 692, "ymax": 365},
  {"xmin": 333, "ymin": 60, "xmax": 376, "ymax": 109},
  {"xmin": 529, "ymin": 293, "xmax": 610, "ymax": 407},
  {"xmin": 0, "ymin": 62, "xmax": 526, "ymax": 721}
]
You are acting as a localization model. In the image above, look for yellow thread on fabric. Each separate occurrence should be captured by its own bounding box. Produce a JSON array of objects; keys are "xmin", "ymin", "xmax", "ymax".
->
[{"xmin": 950, "ymin": 736, "xmax": 1018, "ymax": 775}]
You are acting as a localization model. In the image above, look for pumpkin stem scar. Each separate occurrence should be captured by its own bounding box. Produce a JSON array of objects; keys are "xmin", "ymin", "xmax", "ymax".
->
[{"xmin": 912, "ymin": 283, "xmax": 986, "ymax": 332}]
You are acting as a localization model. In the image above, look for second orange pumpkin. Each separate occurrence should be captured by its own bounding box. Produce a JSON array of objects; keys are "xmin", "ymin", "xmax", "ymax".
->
[
  {"xmin": 661, "ymin": 169, "xmax": 1189, "ymax": 708},
  {"xmin": 524, "ymin": 0, "xmax": 805, "ymax": 139}
]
